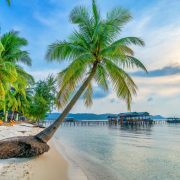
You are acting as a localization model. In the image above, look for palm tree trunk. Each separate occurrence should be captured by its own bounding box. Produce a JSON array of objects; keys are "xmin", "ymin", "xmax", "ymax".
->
[
  {"xmin": 11, "ymin": 111, "xmax": 14, "ymax": 120},
  {"xmin": 35, "ymin": 62, "xmax": 98, "ymax": 143},
  {"xmin": 15, "ymin": 113, "xmax": 19, "ymax": 121},
  {"xmin": 5, "ymin": 111, "xmax": 8, "ymax": 122}
]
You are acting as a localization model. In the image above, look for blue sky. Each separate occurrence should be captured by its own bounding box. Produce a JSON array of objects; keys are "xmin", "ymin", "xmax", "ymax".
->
[{"xmin": 0, "ymin": 0, "xmax": 180, "ymax": 116}]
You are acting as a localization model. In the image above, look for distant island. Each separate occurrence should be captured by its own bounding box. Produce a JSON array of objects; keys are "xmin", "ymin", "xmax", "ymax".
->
[{"xmin": 46, "ymin": 113, "xmax": 166, "ymax": 121}]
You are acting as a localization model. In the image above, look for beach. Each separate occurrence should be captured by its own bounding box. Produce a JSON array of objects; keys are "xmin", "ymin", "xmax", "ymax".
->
[
  {"xmin": 0, "ymin": 123, "xmax": 69, "ymax": 180},
  {"xmin": 0, "ymin": 122, "xmax": 180, "ymax": 180}
]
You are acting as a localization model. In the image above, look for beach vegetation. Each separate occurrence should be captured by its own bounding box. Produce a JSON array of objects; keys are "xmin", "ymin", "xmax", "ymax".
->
[
  {"xmin": 0, "ymin": 31, "xmax": 33, "ymax": 121},
  {"xmin": 26, "ymin": 75, "xmax": 56, "ymax": 123}
]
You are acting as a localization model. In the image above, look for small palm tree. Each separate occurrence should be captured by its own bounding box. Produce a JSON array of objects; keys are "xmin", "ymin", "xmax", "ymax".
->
[
  {"xmin": 0, "ymin": 31, "xmax": 33, "ymax": 119},
  {"xmin": 5, "ymin": 66, "xmax": 34, "ymax": 118},
  {"xmin": 0, "ymin": 42, "xmax": 17, "ymax": 113},
  {"xmin": 36, "ymin": 0, "xmax": 147, "ymax": 143}
]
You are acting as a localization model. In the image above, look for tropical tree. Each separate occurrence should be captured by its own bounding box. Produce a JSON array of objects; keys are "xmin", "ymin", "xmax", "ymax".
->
[
  {"xmin": 5, "ymin": 66, "xmax": 34, "ymax": 119},
  {"xmin": 0, "ymin": 42, "xmax": 17, "ymax": 114},
  {"xmin": 27, "ymin": 96, "xmax": 49, "ymax": 123},
  {"xmin": 36, "ymin": 0, "xmax": 147, "ymax": 143},
  {"xmin": 26, "ymin": 75, "xmax": 56, "ymax": 122},
  {"xmin": 0, "ymin": 31, "xmax": 33, "ymax": 120},
  {"xmin": 34, "ymin": 75, "xmax": 56, "ymax": 112}
]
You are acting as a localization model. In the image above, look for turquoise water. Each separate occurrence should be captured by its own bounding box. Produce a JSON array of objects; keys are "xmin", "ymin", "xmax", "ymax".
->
[{"xmin": 54, "ymin": 124, "xmax": 180, "ymax": 180}]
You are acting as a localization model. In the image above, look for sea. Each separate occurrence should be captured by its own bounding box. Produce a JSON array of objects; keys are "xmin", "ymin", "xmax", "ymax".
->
[{"xmin": 53, "ymin": 122, "xmax": 180, "ymax": 180}]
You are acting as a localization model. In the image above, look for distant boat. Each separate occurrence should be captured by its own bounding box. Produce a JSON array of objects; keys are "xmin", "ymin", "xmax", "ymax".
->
[{"xmin": 167, "ymin": 117, "xmax": 180, "ymax": 123}]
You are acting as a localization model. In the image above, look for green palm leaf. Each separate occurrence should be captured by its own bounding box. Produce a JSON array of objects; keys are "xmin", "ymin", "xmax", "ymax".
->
[
  {"xmin": 83, "ymin": 83, "xmax": 93, "ymax": 107},
  {"xmin": 105, "ymin": 59, "xmax": 137, "ymax": 110}
]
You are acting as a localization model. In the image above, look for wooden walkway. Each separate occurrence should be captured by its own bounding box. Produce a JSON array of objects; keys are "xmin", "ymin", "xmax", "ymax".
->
[{"xmin": 40, "ymin": 120, "xmax": 167, "ymax": 127}]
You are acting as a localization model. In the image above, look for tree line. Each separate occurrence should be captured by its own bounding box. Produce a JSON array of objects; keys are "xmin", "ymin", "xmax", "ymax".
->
[{"xmin": 0, "ymin": 31, "xmax": 56, "ymax": 122}]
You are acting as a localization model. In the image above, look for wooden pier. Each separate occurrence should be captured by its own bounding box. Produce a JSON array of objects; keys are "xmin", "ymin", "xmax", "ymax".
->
[{"xmin": 40, "ymin": 119, "xmax": 167, "ymax": 128}]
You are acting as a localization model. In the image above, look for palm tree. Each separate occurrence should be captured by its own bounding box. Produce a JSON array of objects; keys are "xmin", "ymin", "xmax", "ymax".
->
[
  {"xmin": 0, "ymin": 31, "xmax": 33, "ymax": 119},
  {"xmin": 0, "ymin": 43, "xmax": 17, "ymax": 114},
  {"xmin": 35, "ymin": 0, "xmax": 147, "ymax": 143},
  {"xmin": 5, "ymin": 66, "xmax": 34, "ymax": 119}
]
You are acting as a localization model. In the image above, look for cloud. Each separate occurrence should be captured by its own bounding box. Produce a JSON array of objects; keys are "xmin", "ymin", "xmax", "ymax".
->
[{"xmin": 132, "ymin": 63, "xmax": 180, "ymax": 77}]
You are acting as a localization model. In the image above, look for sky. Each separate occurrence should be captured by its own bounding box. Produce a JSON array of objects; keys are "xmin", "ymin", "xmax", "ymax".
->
[{"xmin": 0, "ymin": 0, "xmax": 180, "ymax": 117}]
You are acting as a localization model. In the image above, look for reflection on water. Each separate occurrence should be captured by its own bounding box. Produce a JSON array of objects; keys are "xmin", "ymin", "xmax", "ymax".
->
[{"xmin": 55, "ymin": 124, "xmax": 180, "ymax": 180}]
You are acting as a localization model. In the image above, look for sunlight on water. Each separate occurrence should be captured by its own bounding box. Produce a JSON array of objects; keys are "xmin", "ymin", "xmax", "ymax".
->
[{"xmin": 55, "ymin": 124, "xmax": 180, "ymax": 180}]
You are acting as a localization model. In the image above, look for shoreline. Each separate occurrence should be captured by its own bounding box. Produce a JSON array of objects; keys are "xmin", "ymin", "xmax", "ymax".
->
[
  {"xmin": 30, "ymin": 140, "xmax": 69, "ymax": 180},
  {"xmin": 52, "ymin": 137, "xmax": 88, "ymax": 180},
  {"xmin": 0, "ymin": 124, "xmax": 69, "ymax": 180}
]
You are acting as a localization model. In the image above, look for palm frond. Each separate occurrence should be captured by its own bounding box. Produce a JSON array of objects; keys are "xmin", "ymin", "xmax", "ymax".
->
[
  {"xmin": 15, "ymin": 65, "xmax": 35, "ymax": 85},
  {"xmin": 83, "ymin": 83, "xmax": 93, "ymax": 107},
  {"xmin": 0, "ymin": 41, "xmax": 5, "ymax": 54},
  {"xmin": 69, "ymin": 5, "xmax": 93, "ymax": 39},
  {"xmin": 106, "ymin": 7, "xmax": 132, "ymax": 29},
  {"xmin": 121, "ymin": 56, "xmax": 147, "ymax": 72},
  {"xmin": 69, "ymin": 5, "xmax": 90, "ymax": 25},
  {"xmin": 94, "ymin": 64, "xmax": 109, "ymax": 91},
  {"xmin": 104, "ymin": 7, "xmax": 132, "ymax": 41},
  {"xmin": 92, "ymin": 0, "xmax": 100, "ymax": 25},
  {"xmin": 101, "ymin": 44, "xmax": 134, "ymax": 58},
  {"xmin": 0, "ymin": 31, "xmax": 31, "ymax": 66},
  {"xmin": 56, "ymin": 55, "xmax": 93, "ymax": 108},
  {"xmin": 46, "ymin": 40, "xmax": 88, "ymax": 61},
  {"xmin": 115, "ymin": 37, "xmax": 145, "ymax": 46},
  {"xmin": 105, "ymin": 59, "xmax": 137, "ymax": 110}
]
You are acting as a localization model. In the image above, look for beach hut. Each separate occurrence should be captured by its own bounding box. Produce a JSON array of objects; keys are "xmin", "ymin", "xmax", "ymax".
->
[
  {"xmin": 118, "ymin": 112, "xmax": 152, "ymax": 125},
  {"xmin": 107, "ymin": 112, "xmax": 153, "ymax": 125}
]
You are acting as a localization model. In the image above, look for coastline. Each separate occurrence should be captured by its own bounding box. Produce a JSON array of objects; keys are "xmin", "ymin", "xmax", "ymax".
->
[
  {"xmin": 0, "ymin": 123, "xmax": 69, "ymax": 180},
  {"xmin": 52, "ymin": 137, "xmax": 88, "ymax": 180}
]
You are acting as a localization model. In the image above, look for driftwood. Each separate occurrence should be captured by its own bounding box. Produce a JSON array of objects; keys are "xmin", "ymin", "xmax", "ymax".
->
[{"xmin": 0, "ymin": 136, "xmax": 49, "ymax": 159}]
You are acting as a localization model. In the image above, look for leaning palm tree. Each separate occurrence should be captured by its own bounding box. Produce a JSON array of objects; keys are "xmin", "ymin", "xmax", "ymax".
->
[
  {"xmin": 0, "ymin": 0, "xmax": 147, "ymax": 159},
  {"xmin": 35, "ymin": 0, "xmax": 147, "ymax": 142}
]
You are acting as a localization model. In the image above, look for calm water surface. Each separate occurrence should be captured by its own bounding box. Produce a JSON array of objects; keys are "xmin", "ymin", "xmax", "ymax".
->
[{"xmin": 54, "ymin": 123, "xmax": 180, "ymax": 180}]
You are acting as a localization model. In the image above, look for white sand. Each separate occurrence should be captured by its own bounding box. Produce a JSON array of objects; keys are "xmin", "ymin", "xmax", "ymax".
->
[{"xmin": 0, "ymin": 123, "xmax": 69, "ymax": 180}]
